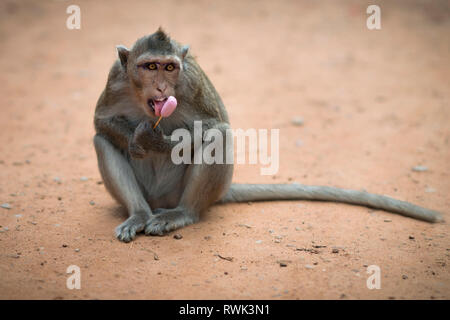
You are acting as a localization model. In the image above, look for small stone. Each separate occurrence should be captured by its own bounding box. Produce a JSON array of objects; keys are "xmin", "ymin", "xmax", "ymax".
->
[
  {"xmin": 384, "ymin": 219, "xmax": 392, "ymax": 222},
  {"xmin": 412, "ymin": 165, "xmax": 428, "ymax": 172},
  {"xmin": 14, "ymin": 214, "xmax": 22, "ymax": 218},
  {"xmin": 278, "ymin": 260, "xmax": 290, "ymax": 267},
  {"xmin": 291, "ymin": 117, "xmax": 304, "ymax": 126},
  {"xmin": 255, "ymin": 240, "xmax": 262, "ymax": 244},
  {"xmin": 74, "ymin": 248, "xmax": 80, "ymax": 252},
  {"xmin": 1, "ymin": 203, "xmax": 12, "ymax": 210},
  {"xmin": 332, "ymin": 248, "xmax": 339, "ymax": 254},
  {"xmin": 62, "ymin": 244, "xmax": 68, "ymax": 248},
  {"xmin": 89, "ymin": 201, "xmax": 95, "ymax": 206},
  {"xmin": 295, "ymin": 227, "xmax": 301, "ymax": 231},
  {"xmin": 425, "ymin": 187, "xmax": 436, "ymax": 193},
  {"xmin": 80, "ymin": 177, "xmax": 89, "ymax": 181},
  {"xmin": 173, "ymin": 234, "xmax": 183, "ymax": 240},
  {"xmin": 305, "ymin": 264, "xmax": 315, "ymax": 269},
  {"xmin": 402, "ymin": 275, "xmax": 408, "ymax": 280},
  {"xmin": 409, "ymin": 235, "xmax": 415, "ymax": 240}
]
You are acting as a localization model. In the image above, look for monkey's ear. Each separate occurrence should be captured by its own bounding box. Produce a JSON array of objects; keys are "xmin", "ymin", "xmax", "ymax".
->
[
  {"xmin": 116, "ymin": 45, "xmax": 129, "ymax": 68},
  {"xmin": 181, "ymin": 45, "xmax": 189, "ymax": 59}
]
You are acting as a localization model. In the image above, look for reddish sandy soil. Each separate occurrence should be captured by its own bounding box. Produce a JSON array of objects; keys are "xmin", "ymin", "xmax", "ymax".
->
[{"xmin": 0, "ymin": 0, "xmax": 449, "ymax": 300}]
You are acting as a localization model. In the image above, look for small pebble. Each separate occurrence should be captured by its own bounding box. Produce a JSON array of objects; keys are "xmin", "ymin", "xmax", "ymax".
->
[
  {"xmin": 402, "ymin": 275, "xmax": 408, "ymax": 280},
  {"xmin": 80, "ymin": 177, "xmax": 89, "ymax": 181},
  {"xmin": 255, "ymin": 240, "xmax": 262, "ymax": 244},
  {"xmin": 332, "ymin": 248, "xmax": 339, "ymax": 254},
  {"xmin": 62, "ymin": 244, "xmax": 68, "ymax": 248},
  {"xmin": 14, "ymin": 214, "xmax": 22, "ymax": 218},
  {"xmin": 89, "ymin": 201, "xmax": 95, "ymax": 206},
  {"xmin": 412, "ymin": 165, "xmax": 428, "ymax": 172},
  {"xmin": 74, "ymin": 248, "xmax": 80, "ymax": 252},
  {"xmin": 384, "ymin": 219, "xmax": 392, "ymax": 222},
  {"xmin": 305, "ymin": 264, "xmax": 315, "ymax": 269},
  {"xmin": 173, "ymin": 234, "xmax": 183, "ymax": 240},
  {"xmin": 278, "ymin": 260, "xmax": 290, "ymax": 267},
  {"xmin": 409, "ymin": 235, "xmax": 415, "ymax": 240},
  {"xmin": 291, "ymin": 117, "xmax": 304, "ymax": 126},
  {"xmin": 1, "ymin": 203, "xmax": 12, "ymax": 210}
]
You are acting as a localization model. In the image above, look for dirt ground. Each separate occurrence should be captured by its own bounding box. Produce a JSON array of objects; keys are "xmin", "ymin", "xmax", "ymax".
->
[{"xmin": 0, "ymin": 0, "xmax": 449, "ymax": 300}]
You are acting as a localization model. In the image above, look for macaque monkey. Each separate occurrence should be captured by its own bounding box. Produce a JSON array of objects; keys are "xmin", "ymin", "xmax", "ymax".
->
[{"xmin": 94, "ymin": 28, "xmax": 442, "ymax": 242}]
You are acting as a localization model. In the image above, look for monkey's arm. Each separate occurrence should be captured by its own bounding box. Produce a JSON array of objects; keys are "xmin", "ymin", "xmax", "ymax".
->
[
  {"xmin": 132, "ymin": 117, "xmax": 221, "ymax": 156},
  {"xmin": 94, "ymin": 115, "xmax": 136, "ymax": 151}
]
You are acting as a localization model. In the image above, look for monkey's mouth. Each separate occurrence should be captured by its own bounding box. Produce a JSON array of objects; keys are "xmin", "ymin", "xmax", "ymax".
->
[{"xmin": 147, "ymin": 97, "xmax": 168, "ymax": 116}]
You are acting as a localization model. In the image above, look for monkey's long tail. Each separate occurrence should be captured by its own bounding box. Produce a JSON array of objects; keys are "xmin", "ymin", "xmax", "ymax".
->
[{"xmin": 219, "ymin": 183, "xmax": 443, "ymax": 223}]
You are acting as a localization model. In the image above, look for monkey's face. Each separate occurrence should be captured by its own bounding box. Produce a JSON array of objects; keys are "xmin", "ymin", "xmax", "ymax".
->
[{"xmin": 131, "ymin": 55, "xmax": 182, "ymax": 118}]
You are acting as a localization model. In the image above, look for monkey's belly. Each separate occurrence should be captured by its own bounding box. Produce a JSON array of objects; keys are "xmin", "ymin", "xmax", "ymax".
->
[{"xmin": 130, "ymin": 153, "xmax": 187, "ymax": 209}]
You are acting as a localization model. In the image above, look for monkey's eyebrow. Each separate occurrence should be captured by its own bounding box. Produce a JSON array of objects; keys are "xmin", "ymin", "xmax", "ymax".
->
[{"xmin": 136, "ymin": 55, "xmax": 182, "ymax": 66}]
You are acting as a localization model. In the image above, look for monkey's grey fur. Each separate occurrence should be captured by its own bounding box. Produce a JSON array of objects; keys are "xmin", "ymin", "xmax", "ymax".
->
[{"xmin": 94, "ymin": 29, "xmax": 442, "ymax": 242}]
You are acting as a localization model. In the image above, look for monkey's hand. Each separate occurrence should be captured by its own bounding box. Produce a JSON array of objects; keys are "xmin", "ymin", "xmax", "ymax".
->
[{"xmin": 129, "ymin": 120, "xmax": 174, "ymax": 158}]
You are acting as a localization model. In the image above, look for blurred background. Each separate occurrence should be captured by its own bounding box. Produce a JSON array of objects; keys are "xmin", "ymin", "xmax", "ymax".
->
[{"xmin": 0, "ymin": 0, "xmax": 448, "ymax": 299}]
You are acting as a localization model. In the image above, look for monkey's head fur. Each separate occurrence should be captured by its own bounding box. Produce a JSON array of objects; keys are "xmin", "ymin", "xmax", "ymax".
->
[{"xmin": 116, "ymin": 28, "xmax": 189, "ymax": 118}]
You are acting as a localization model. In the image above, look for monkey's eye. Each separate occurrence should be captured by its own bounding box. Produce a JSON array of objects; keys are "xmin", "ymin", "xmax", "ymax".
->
[
  {"xmin": 148, "ymin": 63, "xmax": 157, "ymax": 70},
  {"xmin": 165, "ymin": 64, "xmax": 175, "ymax": 71}
]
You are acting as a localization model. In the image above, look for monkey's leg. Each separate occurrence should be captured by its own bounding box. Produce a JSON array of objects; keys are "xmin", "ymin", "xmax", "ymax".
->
[
  {"xmin": 144, "ymin": 123, "xmax": 233, "ymax": 235},
  {"xmin": 94, "ymin": 134, "xmax": 152, "ymax": 242}
]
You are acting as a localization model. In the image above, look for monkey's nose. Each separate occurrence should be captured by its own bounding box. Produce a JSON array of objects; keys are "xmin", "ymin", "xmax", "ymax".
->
[{"xmin": 156, "ymin": 84, "xmax": 167, "ymax": 93}]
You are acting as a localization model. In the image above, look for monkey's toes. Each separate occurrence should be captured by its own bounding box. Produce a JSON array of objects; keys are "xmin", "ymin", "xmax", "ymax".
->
[
  {"xmin": 115, "ymin": 215, "xmax": 147, "ymax": 242},
  {"xmin": 144, "ymin": 209, "xmax": 195, "ymax": 236}
]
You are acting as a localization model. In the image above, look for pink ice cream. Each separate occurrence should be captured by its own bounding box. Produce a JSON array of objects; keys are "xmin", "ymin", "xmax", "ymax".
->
[{"xmin": 154, "ymin": 96, "xmax": 177, "ymax": 117}]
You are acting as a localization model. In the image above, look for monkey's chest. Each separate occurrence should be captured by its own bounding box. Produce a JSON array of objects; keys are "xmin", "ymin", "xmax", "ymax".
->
[{"xmin": 129, "ymin": 153, "xmax": 187, "ymax": 205}]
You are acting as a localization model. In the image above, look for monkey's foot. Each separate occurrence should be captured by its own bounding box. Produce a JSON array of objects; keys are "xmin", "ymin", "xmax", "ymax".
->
[
  {"xmin": 115, "ymin": 214, "xmax": 149, "ymax": 242},
  {"xmin": 144, "ymin": 208, "xmax": 197, "ymax": 236}
]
